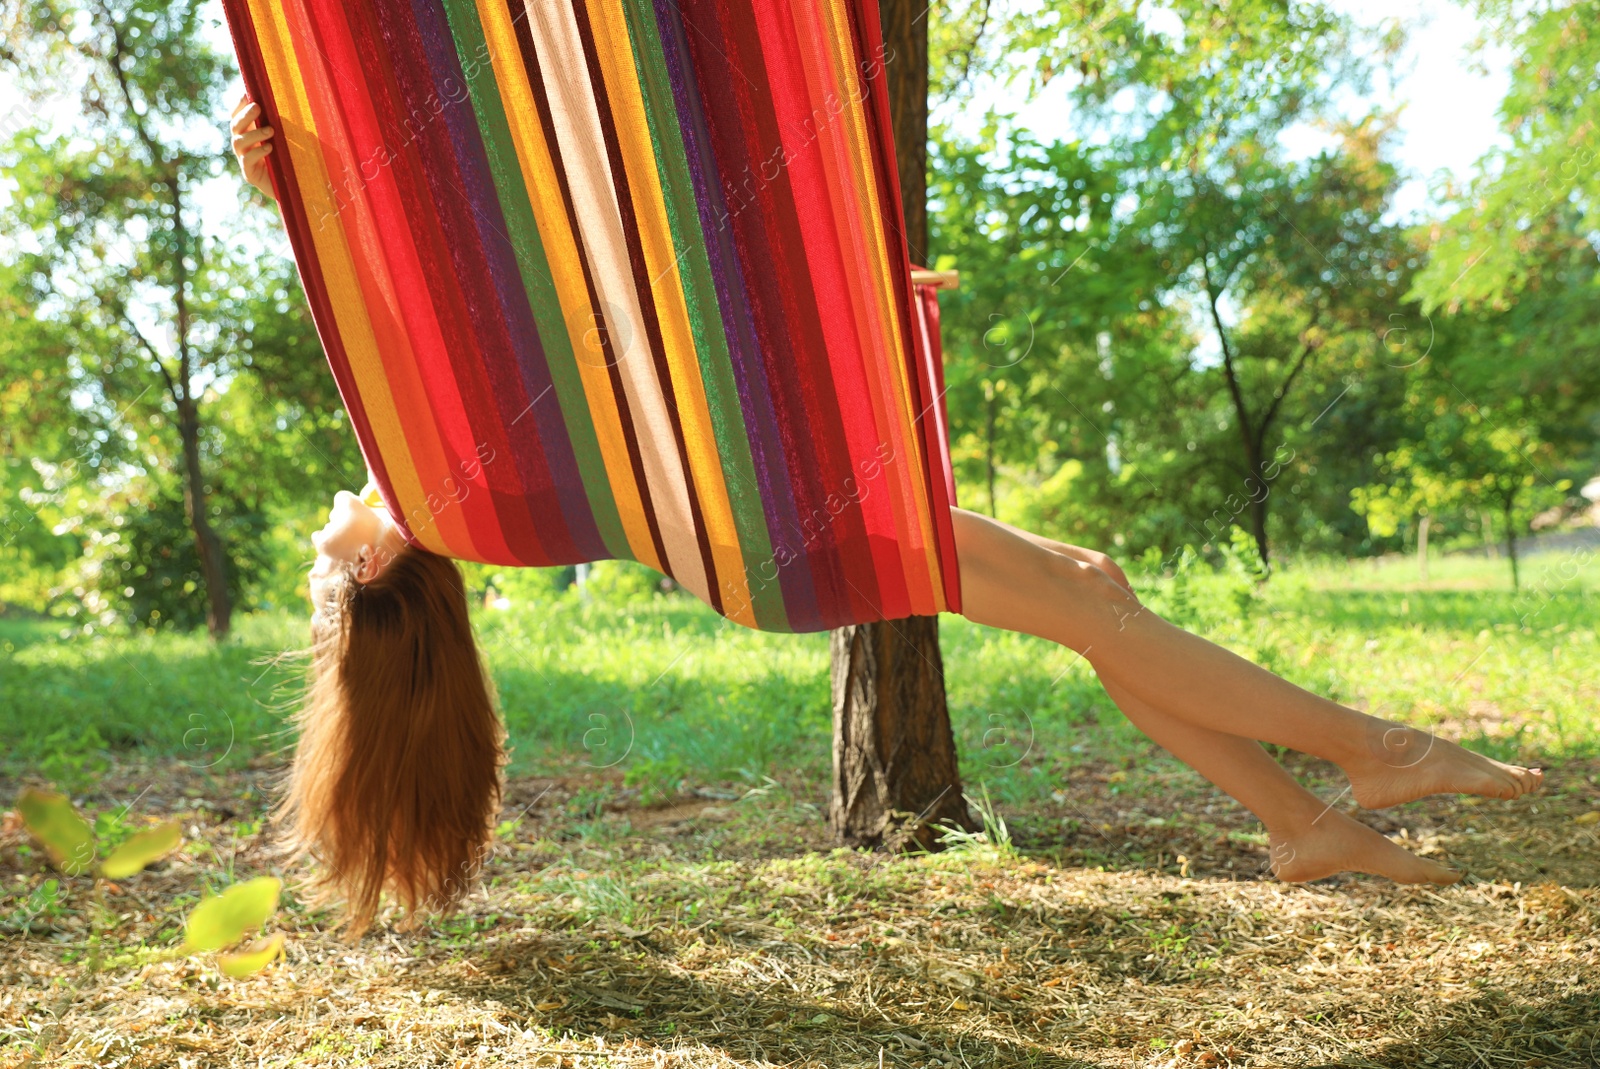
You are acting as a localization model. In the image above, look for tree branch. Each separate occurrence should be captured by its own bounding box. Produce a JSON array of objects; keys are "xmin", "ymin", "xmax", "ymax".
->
[
  {"xmin": 99, "ymin": 1, "xmax": 197, "ymax": 401},
  {"xmin": 1255, "ymin": 307, "xmax": 1323, "ymax": 452},
  {"xmin": 1199, "ymin": 250, "xmax": 1255, "ymax": 454},
  {"xmin": 96, "ymin": 1, "xmax": 166, "ymax": 172},
  {"xmin": 101, "ymin": 292, "xmax": 182, "ymax": 409}
]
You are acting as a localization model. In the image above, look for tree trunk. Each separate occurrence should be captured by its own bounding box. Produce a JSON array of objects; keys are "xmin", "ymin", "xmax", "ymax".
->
[
  {"xmin": 829, "ymin": 0, "xmax": 972, "ymax": 848},
  {"xmin": 831, "ymin": 617, "xmax": 972, "ymax": 848},
  {"xmin": 1246, "ymin": 491, "xmax": 1270, "ymax": 571},
  {"xmin": 1503, "ymin": 495, "xmax": 1519, "ymax": 592},
  {"xmin": 1417, "ymin": 513, "xmax": 1430, "ymax": 582},
  {"xmin": 877, "ymin": 0, "xmax": 929, "ymax": 266},
  {"xmin": 177, "ymin": 401, "xmax": 231, "ymax": 638}
]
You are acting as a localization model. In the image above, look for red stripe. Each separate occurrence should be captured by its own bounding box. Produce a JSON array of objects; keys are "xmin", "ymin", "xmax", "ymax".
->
[
  {"xmin": 688, "ymin": 0, "xmax": 877, "ymax": 627},
  {"xmin": 217, "ymin": 0, "xmax": 408, "ymax": 539},
  {"xmin": 303, "ymin": 0, "xmax": 511, "ymax": 562},
  {"xmin": 353, "ymin": 0, "xmax": 555, "ymax": 564},
  {"xmin": 289, "ymin": 0, "xmax": 487, "ymax": 560},
  {"xmin": 849, "ymin": 0, "xmax": 961, "ymax": 614},
  {"xmin": 754, "ymin": 0, "xmax": 910, "ymax": 621}
]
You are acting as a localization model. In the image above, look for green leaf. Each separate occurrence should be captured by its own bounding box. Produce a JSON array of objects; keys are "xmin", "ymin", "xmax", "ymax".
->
[
  {"xmin": 99, "ymin": 822, "xmax": 183, "ymax": 879},
  {"xmin": 15, "ymin": 787, "xmax": 97, "ymax": 877},
  {"xmin": 182, "ymin": 876, "xmax": 282, "ymax": 953},
  {"xmin": 217, "ymin": 932, "xmax": 285, "ymax": 978}
]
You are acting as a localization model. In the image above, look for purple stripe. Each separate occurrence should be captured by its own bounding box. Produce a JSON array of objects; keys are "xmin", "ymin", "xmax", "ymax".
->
[
  {"xmin": 396, "ymin": 0, "xmax": 608, "ymax": 562},
  {"xmin": 652, "ymin": 0, "xmax": 823, "ymax": 633}
]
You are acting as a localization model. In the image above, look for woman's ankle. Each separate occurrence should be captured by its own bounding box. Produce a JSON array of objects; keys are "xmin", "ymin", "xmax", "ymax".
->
[{"xmin": 1261, "ymin": 794, "xmax": 1341, "ymax": 840}]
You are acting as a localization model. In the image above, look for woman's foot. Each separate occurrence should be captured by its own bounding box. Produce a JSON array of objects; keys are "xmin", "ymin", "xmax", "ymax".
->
[
  {"xmin": 1268, "ymin": 808, "xmax": 1460, "ymax": 885},
  {"xmin": 1343, "ymin": 722, "xmax": 1544, "ymax": 810}
]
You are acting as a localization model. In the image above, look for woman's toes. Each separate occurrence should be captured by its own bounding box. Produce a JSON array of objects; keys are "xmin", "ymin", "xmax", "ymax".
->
[{"xmin": 1348, "ymin": 721, "xmax": 1547, "ymax": 809}]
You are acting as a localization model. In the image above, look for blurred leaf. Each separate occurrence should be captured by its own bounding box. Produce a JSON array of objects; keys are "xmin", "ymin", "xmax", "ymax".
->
[
  {"xmin": 15, "ymin": 787, "xmax": 96, "ymax": 877},
  {"xmin": 99, "ymin": 821, "xmax": 182, "ymax": 879},
  {"xmin": 217, "ymin": 932, "xmax": 285, "ymax": 977},
  {"xmin": 182, "ymin": 876, "xmax": 281, "ymax": 953}
]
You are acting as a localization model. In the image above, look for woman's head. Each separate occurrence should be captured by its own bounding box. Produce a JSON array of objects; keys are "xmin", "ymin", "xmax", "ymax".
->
[
  {"xmin": 281, "ymin": 494, "xmax": 505, "ymax": 937},
  {"xmin": 307, "ymin": 489, "xmax": 407, "ymax": 617}
]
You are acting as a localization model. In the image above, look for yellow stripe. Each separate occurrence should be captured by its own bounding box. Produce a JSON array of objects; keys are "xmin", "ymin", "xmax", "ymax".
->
[
  {"xmin": 820, "ymin": 0, "xmax": 945, "ymax": 609},
  {"xmin": 252, "ymin": 0, "xmax": 448, "ymax": 556},
  {"xmin": 585, "ymin": 4, "xmax": 756, "ymax": 626},
  {"xmin": 474, "ymin": 0, "xmax": 662, "ymax": 572}
]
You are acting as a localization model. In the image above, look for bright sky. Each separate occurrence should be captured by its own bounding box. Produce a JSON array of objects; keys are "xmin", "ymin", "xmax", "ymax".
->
[
  {"xmin": 1311, "ymin": 0, "xmax": 1513, "ymax": 221},
  {"xmin": 935, "ymin": 0, "xmax": 1513, "ymax": 224}
]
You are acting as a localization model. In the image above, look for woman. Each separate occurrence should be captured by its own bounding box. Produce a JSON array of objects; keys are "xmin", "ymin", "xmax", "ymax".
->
[{"xmin": 233, "ymin": 100, "xmax": 1543, "ymax": 935}]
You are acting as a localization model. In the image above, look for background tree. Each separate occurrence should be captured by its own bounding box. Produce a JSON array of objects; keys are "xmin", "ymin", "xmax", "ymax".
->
[
  {"xmin": 3, "ymin": 0, "xmax": 242, "ymax": 635},
  {"xmin": 0, "ymin": 0, "xmax": 361, "ymax": 632},
  {"xmin": 1414, "ymin": 0, "xmax": 1600, "ymax": 314},
  {"xmin": 928, "ymin": 0, "xmax": 1425, "ymax": 570},
  {"xmin": 1353, "ymin": 390, "xmax": 1570, "ymax": 590}
]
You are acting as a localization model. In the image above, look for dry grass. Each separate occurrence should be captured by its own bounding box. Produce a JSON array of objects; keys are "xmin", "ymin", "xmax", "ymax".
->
[{"xmin": 2, "ymin": 753, "xmax": 1598, "ymax": 1069}]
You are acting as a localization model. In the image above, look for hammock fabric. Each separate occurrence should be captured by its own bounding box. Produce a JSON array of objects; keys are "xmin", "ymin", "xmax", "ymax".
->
[{"xmin": 222, "ymin": 0, "xmax": 961, "ymax": 632}]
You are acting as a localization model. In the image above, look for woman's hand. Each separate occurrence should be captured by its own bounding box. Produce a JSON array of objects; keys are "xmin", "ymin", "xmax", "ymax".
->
[{"xmin": 231, "ymin": 94, "xmax": 277, "ymax": 201}]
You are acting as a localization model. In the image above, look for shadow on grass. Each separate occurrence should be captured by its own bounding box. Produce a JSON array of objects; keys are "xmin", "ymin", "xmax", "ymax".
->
[
  {"xmin": 1320, "ymin": 989, "xmax": 1599, "ymax": 1068},
  {"xmin": 424, "ymin": 932, "xmax": 1108, "ymax": 1068}
]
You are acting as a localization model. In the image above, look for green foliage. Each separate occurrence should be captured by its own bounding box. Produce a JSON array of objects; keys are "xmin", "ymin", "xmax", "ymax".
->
[
  {"xmin": 0, "ymin": 0, "xmax": 361, "ymax": 633},
  {"xmin": 100, "ymin": 822, "xmax": 184, "ymax": 880},
  {"xmin": 926, "ymin": 3, "xmax": 1453, "ymax": 568},
  {"xmin": 12, "ymin": 787, "xmax": 284, "ymax": 977},
  {"xmin": 37, "ymin": 725, "xmax": 112, "ymax": 795},
  {"xmin": 16, "ymin": 787, "xmax": 97, "ymax": 877},
  {"xmin": 624, "ymin": 755, "xmax": 692, "ymax": 806},
  {"xmin": 218, "ymin": 933, "xmax": 286, "ymax": 978},
  {"xmin": 937, "ymin": 784, "xmax": 1018, "ymax": 862},
  {"xmin": 1131, "ymin": 538, "xmax": 1263, "ymax": 632},
  {"xmin": 16, "ymin": 787, "xmax": 181, "ymax": 881},
  {"xmin": 1413, "ymin": 0, "xmax": 1600, "ymax": 312},
  {"xmin": 182, "ymin": 876, "xmax": 281, "ymax": 953},
  {"xmin": 1352, "ymin": 388, "xmax": 1574, "ymax": 588}
]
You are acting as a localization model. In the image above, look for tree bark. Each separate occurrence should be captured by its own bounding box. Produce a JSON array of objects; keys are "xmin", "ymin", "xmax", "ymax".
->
[
  {"xmin": 828, "ymin": 0, "xmax": 972, "ymax": 848},
  {"xmin": 177, "ymin": 399, "xmax": 231, "ymax": 639},
  {"xmin": 1417, "ymin": 513, "xmax": 1430, "ymax": 582},
  {"xmin": 1246, "ymin": 488, "xmax": 1270, "ymax": 570},
  {"xmin": 831, "ymin": 618, "xmax": 971, "ymax": 848},
  {"xmin": 876, "ymin": 0, "xmax": 929, "ymax": 264},
  {"xmin": 1503, "ymin": 494, "xmax": 1520, "ymax": 592}
]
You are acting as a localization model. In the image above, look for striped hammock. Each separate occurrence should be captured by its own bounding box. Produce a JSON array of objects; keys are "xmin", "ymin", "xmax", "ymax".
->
[{"xmin": 222, "ymin": 0, "xmax": 961, "ymax": 632}]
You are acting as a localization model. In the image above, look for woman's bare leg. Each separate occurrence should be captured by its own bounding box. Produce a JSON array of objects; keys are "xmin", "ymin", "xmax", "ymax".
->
[
  {"xmin": 1097, "ymin": 676, "xmax": 1459, "ymax": 882},
  {"xmin": 1016, "ymin": 536, "xmax": 1461, "ymax": 881},
  {"xmin": 951, "ymin": 507, "xmax": 1543, "ymax": 809}
]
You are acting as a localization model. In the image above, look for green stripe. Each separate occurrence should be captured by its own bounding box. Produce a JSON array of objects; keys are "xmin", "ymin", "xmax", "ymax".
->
[
  {"xmin": 440, "ymin": 0, "xmax": 632, "ymax": 560},
  {"xmin": 620, "ymin": 0, "xmax": 787, "ymax": 630}
]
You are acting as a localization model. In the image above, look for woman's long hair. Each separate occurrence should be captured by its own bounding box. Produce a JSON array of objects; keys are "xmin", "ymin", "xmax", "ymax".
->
[{"xmin": 278, "ymin": 545, "xmax": 506, "ymax": 937}]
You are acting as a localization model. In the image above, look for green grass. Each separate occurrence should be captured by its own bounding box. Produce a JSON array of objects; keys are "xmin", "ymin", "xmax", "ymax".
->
[{"xmin": 3, "ymin": 549, "xmax": 1596, "ymax": 794}]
